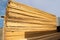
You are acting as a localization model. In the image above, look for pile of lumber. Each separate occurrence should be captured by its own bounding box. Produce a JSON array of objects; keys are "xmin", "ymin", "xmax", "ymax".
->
[{"xmin": 4, "ymin": 0, "xmax": 56, "ymax": 40}]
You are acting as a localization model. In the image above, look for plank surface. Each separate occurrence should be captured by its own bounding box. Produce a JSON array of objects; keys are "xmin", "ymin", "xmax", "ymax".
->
[
  {"xmin": 7, "ymin": 18, "xmax": 56, "ymax": 25},
  {"xmin": 4, "ymin": 32, "xmax": 25, "ymax": 40},
  {"xmin": 7, "ymin": 5, "xmax": 56, "ymax": 22},
  {"xmin": 7, "ymin": 7, "xmax": 56, "ymax": 21},
  {"xmin": 8, "ymin": 1, "xmax": 56, "ymax": 18},
  {"xmin": 4, "ymin": 0, "xmax": 57, "ymax": 40},
  {"xmin": 6, "ymin": 22, "xmax": 56, "ymax": 27},
  {"xmin": 8, "ymin": 12, "xmax": 55, "ymax": 22}
]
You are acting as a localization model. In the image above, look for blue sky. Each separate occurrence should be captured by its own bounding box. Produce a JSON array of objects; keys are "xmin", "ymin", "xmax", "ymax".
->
[
  {"xmin": 0, "ymin": 0, "xmax": 60, "ymax": 27},
  {"xmin": 0, "ymin": 0, "xmax": 8, "ymax": 16}
]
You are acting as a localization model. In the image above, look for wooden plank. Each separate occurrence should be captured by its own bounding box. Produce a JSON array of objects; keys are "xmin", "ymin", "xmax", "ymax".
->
[
  {"xmin": 4, "ymin": 0, "xmax": 57, "ymax": 40},
  {"xmin": 6, "ymin": 25, "xmax": 56, "ymax": 29},
  {"xmin": 8, "ymin": 1, "xmax": 56, "ymax": 18},
  {"xmin": 8, "ymin": 12, "xmax": 55, "ymax": 22},
  {"xmin": 6, "ymin": 22, "xmax": 56, "ymax": 27},
  {"xmin": 4, "ymin": 32, "xmax": 25, "ymax": 40},
  {"xmin": 7, "ymin": 18, "xmax": 56, "ymax": 25},
  {"xmin": 7, "ymin": 16, "xmax": 54, "ymax": 22},
  {"xmin": 25, "ymin": 30, "xmax": 56, "ymax": 38},
  {"xmin": 7, "ymin": 7, "xmax": 56, "ymax": 21},
  {"xmin": 6, "ymin": 21, "xmax": 56, "ymax": 32},
  {"xmin": 4, "ymin": 26, "xmax": 56, "ymax": 32},
  {"xmin": 7, "ymin": 6, "xmax": 56, "ymax": 22},
  {"xmin": 7, "ymin": 11, "xmax": 56, "ymax": 22},
  {"xmin": 27, "ymin": 32, "xmax": 60, "ymax": 40},
  {"xmin": 8, "ymin": 12, "xmax": 47, "ymax": 20},
  {"xmin": 7, "ymin": 7, "xmax": 51, "ymax": 20}
]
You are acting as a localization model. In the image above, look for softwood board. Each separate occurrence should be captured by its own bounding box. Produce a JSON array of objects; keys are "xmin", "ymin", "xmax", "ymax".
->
[
  {"xmin": 4, "ymin": 29, "xmax": 56, "ymax": 40},
  {"xmin": 7, "ymin": 18, "xmax": 56, "ymax": 25},
  {"xmin": 7, "ymin": 16, "xmax": 53, "ymax": 22},
  {"xmin": 4, "ymin": 31, "xmax": 25, "ymax": 40},
  {"xmin": 6, "ymin": 22, "xmax": 56, "ymax": 27},
  {"xmin": 8, "ymin": 12, "xmax": 49, "ymax": 21},
  {"xmin": 7, "ymin": 16, "xmax": 56, "ymax": 22},
  {"xmin": 8, "ymin": 1, "xmax": 56, "ymax": 18},
  {"xmin": 7, "ymin": 7, "xmax": 56, "ymax": 21},
  {"xmin": 4, "ymin": 0, "xmax": 57, "ymax": 40},
  {"xmin": 5, "ymin": 27, "xmax": 56, "ymax": 31},
  {"xmin": 4, "ymin": 26, "xmax": 56, "ymax": 32},
  {"xmin": 8, "ymin": 12, "xmax": 56, "ymax": 22},
  {"xmin": 7, "ymin": 11, "xmax": 56, "ymax": 22},
  {"xmin": 6, "ymin": 21, "xmax": 56, "ymax": 31},
  {"xmin": 7, "ymin": 6, "xmax": 56, "ymax": 22}
]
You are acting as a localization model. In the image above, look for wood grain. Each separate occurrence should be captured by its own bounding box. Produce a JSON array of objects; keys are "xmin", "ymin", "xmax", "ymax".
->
[{"xmin": 4, "ymin": 0, "xmax": 57, "ymax": 40}]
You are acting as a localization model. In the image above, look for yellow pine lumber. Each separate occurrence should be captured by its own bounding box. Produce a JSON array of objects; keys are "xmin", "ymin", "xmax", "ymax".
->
[
  {"xmin": 5, "ymin": 26, "xmax": 56, "ymax": 32},
  {"xmin": 7, "ymin": 18, "xmax": 56, "ymax": 25},
  {"xmin": 5, "ymin": 26, "xmax": 56, "ymax": 29},
  {"xmin": 4, "ymin": 32, "xmax": 25, "ymax": 40},
  {"xmin": 7, "ymin": 16, "xmax": 55, "ymax": 22},
  {"xmin": 8, "ymin": 12, "xmax": 56, "ymax": 22},
  {"xmin": 7, "ymin": 16, "xmax": 53, "ymax": 23},
  {"xmin": 8, "ymin": 12, "xmax": 52, "ymax": 22},
  {"xmin": 4, "ymin": 0, "xmax": 57, "ymax": 40},
  {"xmin": 6, "ymin": 25, "xmax": 56, "ymax": 31},
  {"xmin": 5, "ymin": 32, "xmax": 25, "ymax": 37},
  {"xmin": 7, "ymin": 5, "xmax": 56, "ymax": 21},
  {"xmin": 6, "ymin": 22, "xmax": 56, "ymax": 27},
  {"xmin": 7, "ymin": 7, "xmax": 56, "ymax": 21},
  {"xmin": 5, "ymin": 38, "xmax": 27, "ymax": 40},
  {"xmin": 8, "ymin": 12, "xmax": 46, "ymax": 20},
  {"xmin": 8, "ymin": 1, "xmax": 56, "ymax": 18},
  {"xmin": 7, "ymin": 7, "xmax": 50, "ymax": 20}
]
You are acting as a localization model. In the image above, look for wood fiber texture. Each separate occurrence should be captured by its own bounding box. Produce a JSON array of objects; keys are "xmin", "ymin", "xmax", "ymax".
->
[{"xmin": 4, "ymin": 0, "xmax": 56, "ymax": 40}]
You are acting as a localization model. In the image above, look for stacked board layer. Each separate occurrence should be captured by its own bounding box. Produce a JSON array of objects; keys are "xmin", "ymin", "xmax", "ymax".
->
[{"xmin": 4, "ymin": 0, "xmax": 56, "ymax": 40}]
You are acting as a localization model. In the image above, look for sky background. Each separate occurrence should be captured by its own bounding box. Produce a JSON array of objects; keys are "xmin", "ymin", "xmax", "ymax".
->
[{"xmin": 0, "ymin": 0, "xmax": 60, "ymax": 27}]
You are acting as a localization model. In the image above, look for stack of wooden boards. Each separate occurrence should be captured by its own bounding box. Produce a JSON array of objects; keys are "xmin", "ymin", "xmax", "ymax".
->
[{"xmin": 4, "ymin": 0, "xmax": 56, "ymax": 40}]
